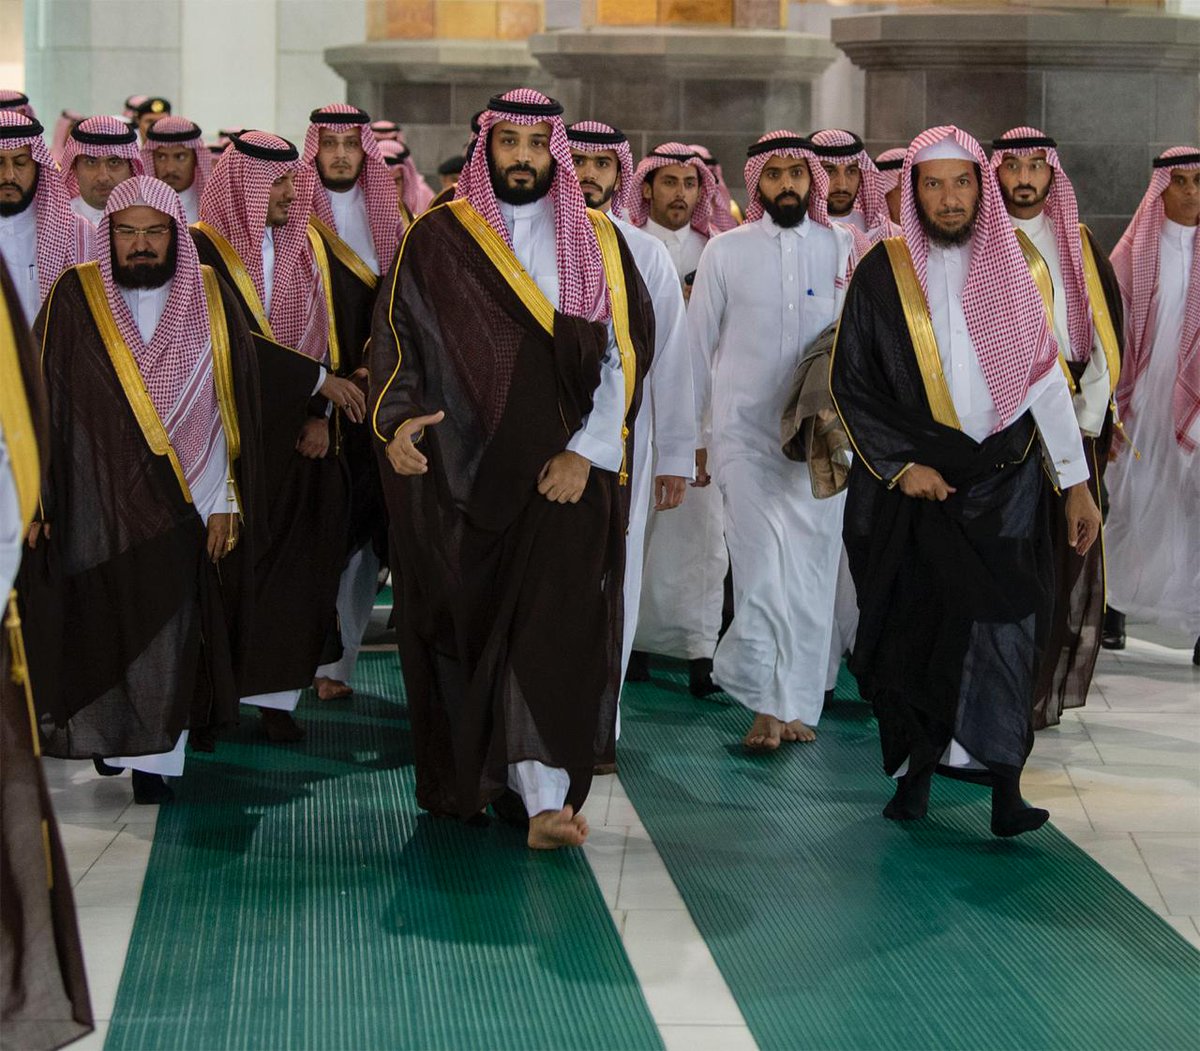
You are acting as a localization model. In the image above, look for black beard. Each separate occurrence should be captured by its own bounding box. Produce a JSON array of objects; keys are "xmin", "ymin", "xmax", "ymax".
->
[
  {"xmin": 490, "ymin": 159, "xmax": 555, "ymax": 205},
  {"xmin": 580, "ymin": 182, "xmax": 614, "ymax": 209},
  {"xmin": 112, "ymin": 228, "xmax": 178, "ymax": 289},
  {"xmin": 917, "ymin": 200, "xmax": 978, "ymax": 248},
  {"xmin": 0, "ymin": 169, "xmax": 38, "ymax": 218},
  {"xmin": 319, "ymin": 171, "xmax": 359, "ymax": 193},
  {"xmin": 1000, "ymin": 181, "xmax": 1050, "ymax": 211},
  {"xmin": 760, "ymin": 189, "xmax": 809, "ymax": 229},
  {"xmin": 826, "ymin": 197, "xmax": 854, "ymax": 218}
]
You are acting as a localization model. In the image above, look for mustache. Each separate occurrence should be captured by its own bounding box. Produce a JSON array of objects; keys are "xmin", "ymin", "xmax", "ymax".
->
[
  {"xmin": 127, "ymin": 251, "xmax": 159, "ymax": 261},
  {"xmin": 504, "ymin": 163, "xmax": 537, "ymax": 177},
  {"xmin": 0, "ymin": 182, "xmax": 21, "ymax": 192}
]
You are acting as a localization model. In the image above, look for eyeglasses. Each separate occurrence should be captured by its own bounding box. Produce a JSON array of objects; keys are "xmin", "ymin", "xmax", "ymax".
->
[{"xmin": 112, "ymin": 224, "xmax": 172, "ymax": 239}]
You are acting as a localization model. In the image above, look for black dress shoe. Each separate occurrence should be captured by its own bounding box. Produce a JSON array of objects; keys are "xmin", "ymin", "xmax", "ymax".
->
[
  {"xmin": 132, "ymin": 770, "xmax": 174, "ymax": 805},
  {"xmin": 1101, "ymin": 607, "xmax": 1126, "ymax": 650},
  {"xmin": 625, "ymin": 650, "xmax": 651, "ymax": 682},
  {"xmin": 991, "ymin": 806, "xmax": 1049, "ymax": 838},
  {"xmin": 189, "ymin": 726, "xmax": 216, "ymax": 753},
  {"xmin": 260, "ymin": 709, "xmax": 306, "ymax": 743},
  {"xmin": 688, "ymin": 657, "xmax": 718, "ymax": 697},
  {"xmin": 92, "ymin": 756, "xmax": 124, "ymax": 777}
]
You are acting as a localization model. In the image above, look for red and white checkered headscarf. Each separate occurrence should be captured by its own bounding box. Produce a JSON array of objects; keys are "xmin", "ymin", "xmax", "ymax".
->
[
  {"xmin": 990, "ymin": 127, "xmax": 1093, "ymax": 364},
  {"xmin": 0, "ymin": 112, "xmax": 94, "ymax": 302},
  {"xmin": 454, "ymin": 88, "xmax": 608, "ymax": 323},
  {"xmin": 690, "ymin": 143, "xmax": 738, "ymax": 234},
  {"xmin": 61, "ymin": 116, "xmax": 144, "ymax": 197},
  {"xmin": 377, "ymin": 139, "xmax": 435, "ymax": 218},
  {"xmin": 370, "ymin": 120, "xmax": 401, "ymax": 142},
  {"xmin": 141, "ymin": 116, "xmax": 212, "ymax": 202},
  {"xmin": 97, "ymin": 175, "xmax": 220, "ymax": 489},
  {"xmin": 743, "ymin": 131, "xmax": 859, "ymax": 289},
  {"xmin": 0, "ymin": 91, "xmax": 34, "ymax": 120},
  {"xmin": 49, "ymin": 110, "xmax": 82, "ymax": 165},
  {"xmin": 1110, "ymin": 145, "xmax": 1200, "ymax": 449},
  {"xmin": 902, "ymin": 126, "xmax": 1059, "ymax": 428},
  {"xmin": 199, "ymin": 131, "xmax": 327, "ymax": 359},
  {"xmin": 874, "ymin": 148, "xmax": 906, "ymax": 195},
  {"xmin": 628, "ymin": 143, "xmax": 716, "ymax": 237},
  {"xmin": 567, "ymin": 121, "xmax": 635, "ymax": 217},
  {"xmin": 304, "ymin": 104, "xmax": 401, "ymax": 271},
  {"xmin": 810, "ymin": 129, "xmax": 889, "ymax": 232}
]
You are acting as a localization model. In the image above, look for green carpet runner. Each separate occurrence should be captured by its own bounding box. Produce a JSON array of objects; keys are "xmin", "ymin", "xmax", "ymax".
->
[
  {"xmin": 618, "ymin": 662, "xmax": 1200, "ymax": 1051},
  {"xmin": 105, "ymin": 653, "xmax": 662, "ymax": 1051}
]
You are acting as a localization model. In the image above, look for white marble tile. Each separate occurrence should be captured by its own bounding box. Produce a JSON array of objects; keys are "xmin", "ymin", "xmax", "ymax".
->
[
  {"xmin": 69, "ymin": 1020, "xmax": 109, "ymax": 1051},
  {"xmin": 582, "ymin": 825, "xmax": 628, "ymax": 909},
  {"xmin": 75, "ymin": 906, "xmax": 138, "ymax": 1021},
  {"xmin": 617, "ymin": 826, "xmax": 688, "ymax": 911},
  {"xmin": 1067, "ymin": 763, "xmax": 1200, "ymax": 834},
  {"xmin": 1056, "ymin": 832, "xmax": 1169, "ymax": 913},
  {"xmin": 58, "ymin": 821, "xmax": 123, "ymax": 885},
  {"xmin": 1022, "ymin": 763, "xmax": 1093, "ymax": 833},
  {"xmin": 1133, "ymin": 834, "xmax": 1200, "ymax": 916},
  {"xmin": 605, "ymin": 792, "xmax": 647, "ymax": 830},
  {"xmin": 609, "ymin": 909, "xmax": 628, "ymax": 937},
  {"xmin": 660, "ymin": 1024, "xmax": 760, "ymax": 1051},
  {"xmin": 1078, "ymin": 712, "xmax": 1200, "ymax": 768},
  {"xmin": 621, "ymin": 910, "xmax": 747, "ymax": 1026},
  {"xmin": 1161, "ymin": 915, "xmax": 1200, "ymax": 951}
]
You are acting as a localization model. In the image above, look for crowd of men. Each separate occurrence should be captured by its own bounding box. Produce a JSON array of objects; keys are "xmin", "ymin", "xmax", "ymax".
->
[{"xmin": 1, "ymin": 79, "xmax": 1198, "ymax": 1047}]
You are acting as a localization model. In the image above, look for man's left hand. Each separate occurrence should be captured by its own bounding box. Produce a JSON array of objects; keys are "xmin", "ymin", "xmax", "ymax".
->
[
  {"xmin": 1064, "ymin": 482, "xmax": 1102, "ymax": 556},
  {"xmin": 538, "ymin": 451, "xmax": 590, "ymax": 504},
  {"xmin": 654, "ymin": 476, "xmax": 687, "ymax": 510},
  {"xmin": 297, "ymin": 418, "xmax": 330, "ymax": 459},
  {"xmin": 206, "ymin": 513, "xmax": 239, "ymax": 563}
]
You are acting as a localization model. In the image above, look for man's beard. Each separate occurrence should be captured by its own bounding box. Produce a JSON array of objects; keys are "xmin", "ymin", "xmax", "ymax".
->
[
  {"xmin": 490, "ymin": 160, "xmax": 555, "ymax": 206},
  {"xmin": 1000, "ymin": 180, "xmax": 1049, "ymax": 212},
  {"xmin": 0, "ymin": 169, "xmax": 38, "ymax": 218},
  {"xmin": 579, "ymin": 181, "xmax": 614, "ymax": 209},
  {"xmin": 826, "ymin": 194, "xmax": 854, "ymax": 218},
  {"xmin": 319, "ymin": 169, "xmax": 359, "ymax": 194},
  {"xmin": 917, "ymin": 199, "xmax": 979, "ymax": 248},
  {"xmin": 760, "ymin": 188, "xmax": 809, "ymax": 229},
  {"xmin": 113, "ymin": 232, "xmax": 178, "ymax": 290}
]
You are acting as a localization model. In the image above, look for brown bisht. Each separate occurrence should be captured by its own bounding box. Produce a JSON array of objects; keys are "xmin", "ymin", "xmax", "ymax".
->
[
  {"xmin": 369, "ymin": 201, "xmax": 653, "ymax": 820},
  {"xmin": 0, "ymin": 259, "xmax": 93, "ymax": 1051},
  {"xmin": 308, "ymin": 217, "xmax": 387, "ymax": 559},
  {"xmin": 831, "ymin": 241, "xmax": 1054, "ymax": 778},
  {"xmin": 1032, "ymin": 225, "xmax": 1124, "ymax": 729},
  {"xmin": 21, "ymin": 263, "xmax": 263, "ymax": 758},
  {"xmin": 192, "ymin": 223, "xmax": 350, "ymax": 694}
]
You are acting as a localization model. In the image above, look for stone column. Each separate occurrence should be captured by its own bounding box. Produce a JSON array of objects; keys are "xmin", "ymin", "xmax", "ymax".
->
[{"xmin": 832, "ymin": 9, "xmax": 1200, "ymax": 248}]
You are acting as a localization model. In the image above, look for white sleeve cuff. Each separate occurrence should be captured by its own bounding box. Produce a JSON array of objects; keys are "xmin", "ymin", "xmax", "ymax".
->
[{"xmin": 566, "ymin": 429, "xmax": 624, "ymax": 473}]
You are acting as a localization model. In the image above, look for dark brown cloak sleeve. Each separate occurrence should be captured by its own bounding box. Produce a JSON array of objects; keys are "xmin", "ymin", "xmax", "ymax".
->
[
  {"xmin": 21, "ymin": 264, "xmax": 263, "ymax": 757},
  {"xmin": 830, "ymin": 244, "xmax": 1054, "ymax": 777},
  {"xmin": 0, "ymin": 258, "xmax": 94, "ymax": 1051},
  {"xmin": 1033, "ymin": 227, "xmax": 1125, "ymax": 729},
  {"xmin": 369, "ymin": 207, "xmax": 652, "ymax": 820},
  {"xmin": 192, "ymin": 228, "xmax": 350, "ymax": 695}
]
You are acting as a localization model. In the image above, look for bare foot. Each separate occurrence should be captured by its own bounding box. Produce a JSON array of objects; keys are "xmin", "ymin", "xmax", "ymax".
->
[
  {"xmin": 527, "ymin": 805, "xmax": 589, "ymax": 849},
  {"xmin": 314, "ymin": 676, "xmax": 353, "ymax": 701},
  {"xmin": 780, "ymin": 720, "xmax": 817, "ymax": 743},
  {"xmin": 743, "ymin": 712, "xmax": 783, "ymax": 753}
]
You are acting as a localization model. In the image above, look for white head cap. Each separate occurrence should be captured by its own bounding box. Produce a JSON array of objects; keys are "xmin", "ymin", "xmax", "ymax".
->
[{"xmin": 913, "ymin": 138, "xmax": 975, "ymax": 164}]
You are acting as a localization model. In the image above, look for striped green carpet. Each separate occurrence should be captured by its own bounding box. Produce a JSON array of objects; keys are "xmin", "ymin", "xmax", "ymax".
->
[
  {"xmin": 106, "ymin": 653, "xmax": 662, "ymax": 1051},
  {"xmin": 618, "ymin": 662, "xmax": 1200, "ymax": 1051}
]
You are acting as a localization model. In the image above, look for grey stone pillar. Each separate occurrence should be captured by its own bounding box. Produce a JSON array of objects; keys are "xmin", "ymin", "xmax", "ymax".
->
[
  {"xmin": 832, "ymin": 10, "xmax": 1200, "ymax": 249},
  {"xmin": 530, "ymin": 28, "xmax": 839, "ymax": 194}
]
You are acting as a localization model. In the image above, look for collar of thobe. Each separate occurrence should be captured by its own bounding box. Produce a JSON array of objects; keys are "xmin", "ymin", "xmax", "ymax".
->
[
  {"xmin": 1010, "ymin": 210, "xmax": 1049, "ymax": 239},
  {"xmin": 117, "ymin": 278, "xmax": 172, "ymax": 344},
  {"xmin": 327, "ymin": 180, "xmax": 365, "ymax": 226},
  {"xmin": 497, "ymin": 194, "xmax": 553, "ymax": 242},
  {"xmin": 73, "ymin": 196, "xmax": 104, "ymax": 224},
  {"xmin": 928, "ymin": 240, "xmax": 970, "ymax": 295},
  {"xmin": 1162, "ymin": 217, "xmax": 1197, "ymax": 247},
  {"xmin": 762, "ymin": 214, "xmax": 811, "ymax": 240},
  {"xmin": 645, "ymin": 217, "xmax": 691, "ymax": 246},
  {"xmin": 178, "ymin": 182, "xmax": 199, "ymax": 217},
  {"xmin": 0, "ymin": 202, "xmax": 36, "ymax": 240}
]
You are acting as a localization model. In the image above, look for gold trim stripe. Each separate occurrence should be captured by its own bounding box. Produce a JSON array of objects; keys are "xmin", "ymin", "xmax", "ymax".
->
[
  {"xmin": 1079, "ymin": 224, "xmax": 1122, "ymax": 395},
  {"xmin": 192, "ymin": 222, "xmax": 275, "ymax": 341},
  {"xmin": 307, "ymin": 224, "xmax": 341, "ymax": 372},
  {"xmin": 0, "ymin": 282, "xmax": 41, "ymax": 526},
  {"xmin": 1014, "ymin": 229, "xmax": 1075, "ymax": 392},
  {"xmin": 882, "ymin": 237, "xmax": 962, "ymax": 431},
  {"xmin": 77, "ymin": 263, "xmax": 193, "ymax": 503},
  {"xmin": 309, "ymin": 216, "xmax": 379, "ymax": 292},
  {"xmin": 203, "ymin": 266, "xmax": 240, "ymax": 462}
]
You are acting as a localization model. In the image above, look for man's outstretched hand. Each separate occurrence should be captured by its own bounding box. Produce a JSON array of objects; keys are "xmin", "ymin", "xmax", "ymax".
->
[
  {"xmin": 538, "ymin": 451, "xmax": 590, "ymax": 504},
  {"xmin": 385, "ymin": 411, "xmax": 445, "ymax": 475},
  {"xmin": 898, "ymin": 464, "xmax": 956, "ymax": 501}
]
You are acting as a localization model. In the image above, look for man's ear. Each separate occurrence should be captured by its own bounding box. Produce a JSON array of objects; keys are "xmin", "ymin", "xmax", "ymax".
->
[{"xmin": 641, "ymin": 181, "xmax": 651, "ymax": 201}]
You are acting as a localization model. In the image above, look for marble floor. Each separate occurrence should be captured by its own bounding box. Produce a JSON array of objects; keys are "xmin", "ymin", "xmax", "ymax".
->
[{"xmin": 46, "ymin": 624, "xmax": 1198, "ymax": 1051}]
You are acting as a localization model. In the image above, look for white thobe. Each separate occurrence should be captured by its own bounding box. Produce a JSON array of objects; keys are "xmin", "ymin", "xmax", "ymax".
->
[
  {"xmin": 690, "ymin": 215, "xmax": 853, "ymax": 724},
  {"xmin": 899, "ymin": 240, "xmax": 1090, "ymax": 774},
  {"xmin": 610, "ymin": 214, "xmax": 696, "ymax": 688},
  {"xmin": 495, "ymin": 195, "xmax": 626, "ymax": 814},
  {"xmin": 108, "ymin": 280, "xmax": 235, "ymax": 775},
  {"xmin": 1011, "ymin": 212, "xmax": 1111, "ymax": 436},
  {"xmin": 634, "ymin": 219, "xmax": 727, "ymax": 661},
  {"xmin": 833, "ymin": 210, "xmax": 867, "ymax": 232},
  {"xmin": 0, "ymin": 205, "xmax": 40, "ymax": 325},
  {"xmin": 316, "ymin": 184, "xmax": 383, "ymax": 687},
  {"xmin": 1105, "ymin": 219, "xmax": 1200, "ymax": 634},
  {"xmin": 70, "ymin": 196, "xmax": 103, "ymax": 226},
  {"xmin": 178, "ymin": 183, "xmax": 200, "ymax": 225}
]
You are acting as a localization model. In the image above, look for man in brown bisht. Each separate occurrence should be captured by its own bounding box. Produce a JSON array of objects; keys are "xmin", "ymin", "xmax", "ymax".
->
[
  {"xmin": 303, "ymin": 105, "xmax": 402, "ymax": 702},
  {"xmin": 370, "ymin": 88, "xmax": 653, "ymax": 849},
  {"xmin": 0, "ymin": 256, "xmax": 93, "ymax": 1051},
  {"xmin": 193, "ymin": 131, "xmax": 365, "ymax": 741},
  {"xmin": 22, "ymin": 176, "xmax": 263, "ymax": 803},
  {"xmin": 991, "ymin": 127, "xmax": 1125, "ymax": 728}
]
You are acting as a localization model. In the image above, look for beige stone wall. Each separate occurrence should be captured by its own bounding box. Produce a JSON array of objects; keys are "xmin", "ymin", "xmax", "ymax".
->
[
  {"xmin": 368, "ymin": 0, "xmax": 544, "ymax": 38},
  {"xmin": 0, "ymin": 0, "xmax": 22, "ymax": 87}
]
